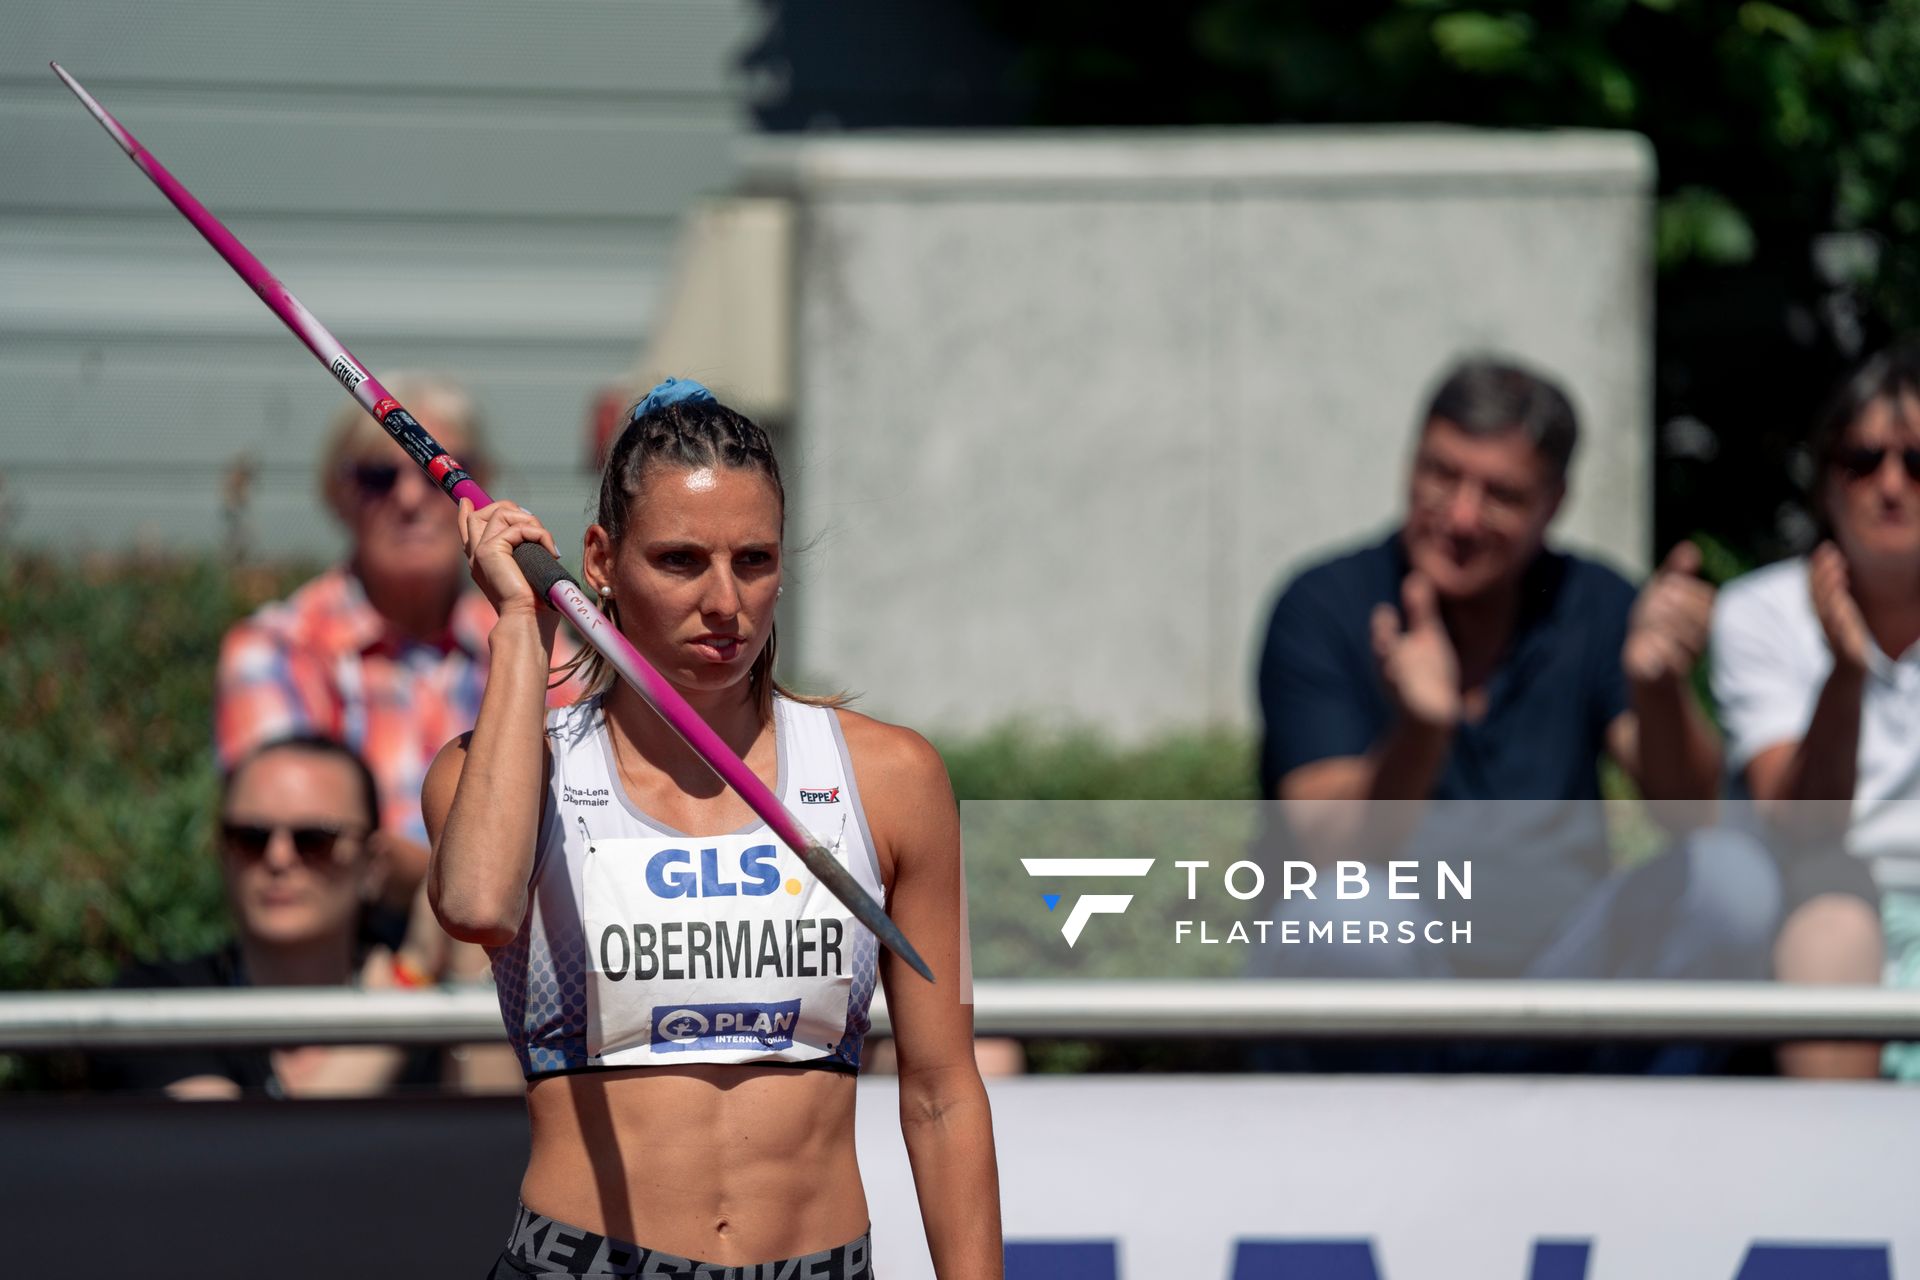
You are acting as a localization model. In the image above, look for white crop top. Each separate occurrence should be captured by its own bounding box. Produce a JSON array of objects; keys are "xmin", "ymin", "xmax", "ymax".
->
[{"xmin": 490, "ymin": 694, "xmax": 885, "ymax": 1078}]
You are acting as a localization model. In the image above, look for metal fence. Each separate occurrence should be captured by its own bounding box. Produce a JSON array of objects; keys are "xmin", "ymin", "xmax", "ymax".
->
[{"xmin": 6, "ymin": 980, "xmax": 1920, "ymax": 1051}]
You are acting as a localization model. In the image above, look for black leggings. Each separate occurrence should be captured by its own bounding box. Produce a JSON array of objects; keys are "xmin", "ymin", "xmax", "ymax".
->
[{"xmin": 488, "ymin": 1202, "xmax": 874, "ymax": 1278}]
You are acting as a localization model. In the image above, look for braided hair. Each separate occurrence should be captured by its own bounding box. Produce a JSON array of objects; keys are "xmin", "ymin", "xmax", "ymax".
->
[{"xmin": 556, "ymin": 383, "xmax": 846, "ymax": 720}]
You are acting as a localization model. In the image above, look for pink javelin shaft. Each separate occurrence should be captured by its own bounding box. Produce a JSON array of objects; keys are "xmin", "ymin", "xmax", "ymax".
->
[{"xmin": 52, "ymin": 62, "xmax": 930, "ymax": 984}]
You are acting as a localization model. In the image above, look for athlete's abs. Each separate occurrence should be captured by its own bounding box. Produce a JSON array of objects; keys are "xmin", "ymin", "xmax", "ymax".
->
[{"xmin": 522, "ymin": 1063, "xmax": 868, "ymax": 1263}]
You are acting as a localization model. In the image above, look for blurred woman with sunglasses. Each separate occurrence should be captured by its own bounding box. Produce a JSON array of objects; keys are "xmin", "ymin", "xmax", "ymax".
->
[
  {"xmin": 1713, "ymin": 338, "xmax": 1920, "ymax": 1078},
  {"xmin": 96, "ymin": 735, "xmax": 442, "ymax": 1098},
  {"xmin": 215, "ymin": 375, "xmax": 573, "ymax": 926}
]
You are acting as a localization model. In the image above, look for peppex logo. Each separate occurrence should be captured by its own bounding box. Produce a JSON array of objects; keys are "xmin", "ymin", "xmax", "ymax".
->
[
  {"xmin": 799, "ymin": 786, "xmax": 840, "ymax": 804},
  {"xmin": 1021, "ymin": 858, "xmax": 1156, "ymax": 946},
  {"xmin": 328, "ymin": 354, "xmax": 365, "ymax": 391},
  {"xmin": 651, "ymin": 1000, "xmax": 801, "ymax": 1054}
]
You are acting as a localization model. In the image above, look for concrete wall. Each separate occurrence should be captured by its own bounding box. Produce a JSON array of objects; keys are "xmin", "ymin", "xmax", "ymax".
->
[
  {"xmin": 750, "ymin": 131, "xmax": 1654, "ymax": 736},
  {"xmin": 4, "ymin": 6, "xmax": 1655, "ymax": 738}
]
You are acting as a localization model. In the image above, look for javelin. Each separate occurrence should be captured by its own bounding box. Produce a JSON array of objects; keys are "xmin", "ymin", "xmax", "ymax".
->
[{"xmin": 51, "ymin": 62, "xmax": 932, "ymax": 984}]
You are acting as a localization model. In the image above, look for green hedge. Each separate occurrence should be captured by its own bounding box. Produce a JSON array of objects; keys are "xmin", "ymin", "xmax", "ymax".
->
[
  {"xmin": 0, "ymin": 554, "xmax": 1259, "ymax": 999},
  {"xmin": 0, "ymin": 554, "xmax": 1266, "ymax": 1082},
  {"xmin": 0, "ymin": 552, "xmax": 1709, "ymax": 1080},
  {"xmin": 1, "ymin": 556, "xmax": 318, "ymax": 997}
]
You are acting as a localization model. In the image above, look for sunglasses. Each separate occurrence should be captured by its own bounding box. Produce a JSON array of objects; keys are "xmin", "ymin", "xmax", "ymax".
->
[
  {"xmin": 1834, "ymin": 445, "xmax": 1920, "ymax": 483},
  {"xmin": 345, "ymin": 462, "xmax": 402, "ymax": 499},
  {"xmin": 220, "ymin": 819, "xmax": 365, "ymax": 867}
]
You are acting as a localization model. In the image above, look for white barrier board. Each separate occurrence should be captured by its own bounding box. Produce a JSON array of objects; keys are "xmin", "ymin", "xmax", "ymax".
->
[{"xmin": 855, "ymin": 1076, "xmax": 1914, "ymax": 1279}]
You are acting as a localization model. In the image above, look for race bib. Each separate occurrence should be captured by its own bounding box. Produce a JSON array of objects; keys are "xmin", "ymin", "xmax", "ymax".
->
[{"xmin": 581, "ymin": 833, "xmax": 855, "ymax": 1065}]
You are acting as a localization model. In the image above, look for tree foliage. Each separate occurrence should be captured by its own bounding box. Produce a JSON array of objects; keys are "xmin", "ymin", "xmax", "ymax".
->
[{"xmin": 970, "ymin": 0, "xmax": 1920, "ymax": 561}]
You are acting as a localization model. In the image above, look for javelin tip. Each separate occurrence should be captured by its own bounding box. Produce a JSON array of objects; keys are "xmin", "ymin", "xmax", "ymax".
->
[{"xmin": 51, "ymin": 61, "xmax": 139, "ymax": 158}]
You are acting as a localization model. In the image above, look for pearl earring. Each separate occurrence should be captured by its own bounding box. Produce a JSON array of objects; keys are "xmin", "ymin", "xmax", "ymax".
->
[
  {"xmin": 598, "ymin": 584, "xmax": 612, "ymax": 601},
  {"xmin": 776, "ymin": 586, "xmax": 784, "ymax": 599}
]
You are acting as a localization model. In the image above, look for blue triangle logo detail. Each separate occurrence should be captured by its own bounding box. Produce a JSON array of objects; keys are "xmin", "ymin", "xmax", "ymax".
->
[{"xmin": 1042, "ymin": 894, "xmax": 1061, "ymax": 912}]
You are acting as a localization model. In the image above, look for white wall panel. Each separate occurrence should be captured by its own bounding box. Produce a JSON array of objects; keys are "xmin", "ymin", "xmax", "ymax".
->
[
  {"xmin": 759, "ymin": 131, "xmax": 1654, "ymax": 736},
  {"xmin": 1, "ymin": 0, "xmax": 758, "ymax": 557}
]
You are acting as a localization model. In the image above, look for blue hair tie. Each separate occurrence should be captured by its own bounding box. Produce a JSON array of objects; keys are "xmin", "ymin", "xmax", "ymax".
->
[{"xmin": 631, "ymin": 376, "xmax": 717, "ymax": 421}]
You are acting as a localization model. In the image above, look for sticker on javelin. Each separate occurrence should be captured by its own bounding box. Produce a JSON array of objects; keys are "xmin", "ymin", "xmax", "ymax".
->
[
  {"xmin": 328, "ymin": 355, "xmax": 366, "ymax": 391},
  {"xmin": 377, "ymin": 405, "xmax": 471, "ymax": 491},
  {"xmin": 426, "ymin": 454, "xmax": 467, "ymax": 486},
  {"xmin": 372, "ymin": 397, "xmax": 401, "ymax": 421}
]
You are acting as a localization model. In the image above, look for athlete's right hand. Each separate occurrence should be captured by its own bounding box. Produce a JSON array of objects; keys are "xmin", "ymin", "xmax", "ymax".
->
[{"xmin": 458, "ymin": 497, "xmax": 559, "ymax": 619}]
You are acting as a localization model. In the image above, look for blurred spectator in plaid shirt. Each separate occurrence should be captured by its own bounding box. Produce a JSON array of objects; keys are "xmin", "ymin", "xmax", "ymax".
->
[{"xmin": 215, "ymin": 373, "xmax": 577, "ymax": 916}]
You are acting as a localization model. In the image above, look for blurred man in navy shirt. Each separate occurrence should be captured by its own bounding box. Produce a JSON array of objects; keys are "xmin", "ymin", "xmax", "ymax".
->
[{"xmin": 1252, "ymin": 358, "xmax": 1778, "ymax": 1068}]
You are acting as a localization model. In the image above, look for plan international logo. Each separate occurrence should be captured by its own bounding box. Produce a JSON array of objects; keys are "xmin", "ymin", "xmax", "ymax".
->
[{"xmin": 1020, "ymin": 858, "xmax": 1156, "ymax": 946}]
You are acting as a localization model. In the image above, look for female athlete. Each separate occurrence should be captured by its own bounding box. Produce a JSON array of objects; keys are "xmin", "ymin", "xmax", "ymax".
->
[{"xmin": 423, "ymin": 379, "xmax": 1002, "ymax": 1278}]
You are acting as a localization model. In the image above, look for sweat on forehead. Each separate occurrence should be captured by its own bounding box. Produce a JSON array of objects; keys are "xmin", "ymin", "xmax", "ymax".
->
[{"xmin": 615, "ymin": 460, "xmax": 785, "ymax": 534}]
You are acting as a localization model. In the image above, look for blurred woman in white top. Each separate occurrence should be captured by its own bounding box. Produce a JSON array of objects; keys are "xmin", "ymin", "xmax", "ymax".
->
[{"xmin": 1713, "ymin": 338, "xmax": 1920, "ymax": 1078}]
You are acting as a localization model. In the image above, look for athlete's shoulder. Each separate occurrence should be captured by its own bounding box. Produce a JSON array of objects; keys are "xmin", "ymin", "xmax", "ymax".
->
[
  {"xmin": 830, "ymin": 706, "xmax": 951, "ymax": 796},
  {"xmin": 827, "ymin": 708, "xmax": 956, "ymax": 875}
]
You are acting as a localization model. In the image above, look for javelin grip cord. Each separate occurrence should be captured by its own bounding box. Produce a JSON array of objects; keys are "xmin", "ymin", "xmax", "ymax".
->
[{"xmin": 512, "ymin": 542, "xmax": 577, "ymax": 600}]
